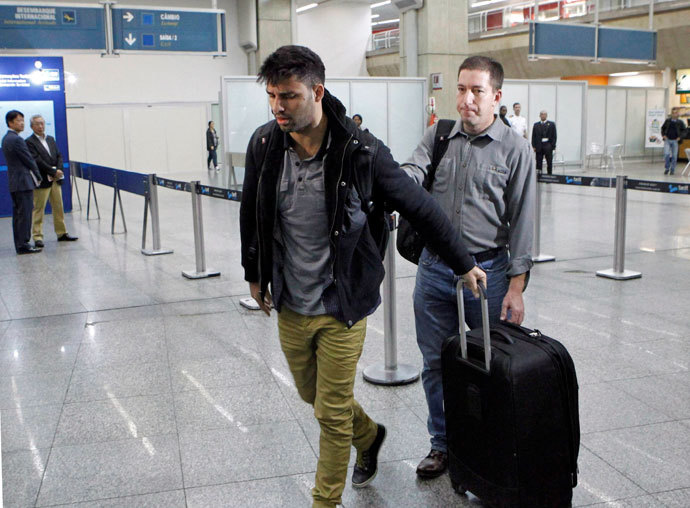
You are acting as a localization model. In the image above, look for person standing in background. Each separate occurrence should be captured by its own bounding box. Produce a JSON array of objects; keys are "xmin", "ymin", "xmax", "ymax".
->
[
  {"xmin": 661, "ymin": 109, "xmax": 686, "ymax": 175},
  {"xmin": 26, "ymin": 114, "xmax": 78, "ymax": 247},
  {"xmin": 508, "ymin": 102, "xmax": 528, "ymax": 139},
  {"xmin": 206, "ymin": 120, "xmax": 219, "ymax": 171},
  {"xmin": 532, "ymin": 110, "xmax": 557, "ymax": 175},
  {"xmin": 498, "ymin": 105, "xmax": 510, "ymax": 126}
]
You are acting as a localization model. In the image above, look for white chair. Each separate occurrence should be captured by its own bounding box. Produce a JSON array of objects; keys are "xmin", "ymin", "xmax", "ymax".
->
[
  {"xmin": 602, "ymin": 144, "xmax": 624, "ymax": 172},
  {"xmin": 552, "ymin": 150, "xmax": 565, "ymax": 173},
  {"xmin": 682, "ymin": 148, "xmax": 690, "ymax": 176},
  {"xmin": 585, "ymin": 142, "xmax": 603, "ymax": 168}
]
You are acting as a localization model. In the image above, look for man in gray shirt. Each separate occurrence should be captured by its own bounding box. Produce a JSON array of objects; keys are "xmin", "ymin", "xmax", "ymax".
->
[{"xmin": 402, "ymin": 55, "xmax": 535, "ymax": 478}]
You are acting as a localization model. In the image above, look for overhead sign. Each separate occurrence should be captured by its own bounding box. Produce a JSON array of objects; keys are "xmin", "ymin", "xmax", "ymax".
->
[
  {"xmin": 0, "ymin": 4, "xmax": 105, "ymax": 50},
  {"xmin": 529, "ymin": 22, "xmax": 656, "ymax": 64},
  {"xmin": 111, "ymin": 7, "xmax": 225, "ymax": 53}
]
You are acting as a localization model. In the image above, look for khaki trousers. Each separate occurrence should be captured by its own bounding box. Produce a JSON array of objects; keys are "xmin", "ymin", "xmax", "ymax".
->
[
  {"xmin": 278, "ymin": 307, "xmax": 378, "ymax": 508},
  {"xmin": 32, "ymin": 182, "xmax": 66, "ymax": 241}
]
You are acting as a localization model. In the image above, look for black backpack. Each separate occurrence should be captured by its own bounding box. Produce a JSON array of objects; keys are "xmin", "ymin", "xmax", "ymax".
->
[{"xmin": 396, "ymin": 119, "xmax": 455, "ymax": 264}]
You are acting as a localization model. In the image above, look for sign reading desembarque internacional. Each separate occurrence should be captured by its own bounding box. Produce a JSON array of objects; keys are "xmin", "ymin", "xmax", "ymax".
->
[
  {"xmin": 111, "ymin": 7, "xmax": 226, "ymax": 53},
  {"xmin": 0, "ymin": 4, "xmax": 105, "ymax": 50}
]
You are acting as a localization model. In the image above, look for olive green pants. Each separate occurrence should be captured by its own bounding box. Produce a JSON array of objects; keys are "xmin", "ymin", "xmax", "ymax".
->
[
  {"xmin": 278, "ymin": 307, "xmax": 378, "ymax": 508},
  {"xmin": 32, "ymin": 182, "xmax": 66, "ymax": 242}
]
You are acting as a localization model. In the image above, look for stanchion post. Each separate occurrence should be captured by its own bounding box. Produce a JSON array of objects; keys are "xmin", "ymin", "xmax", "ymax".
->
[
  {"xmin": 182, "ymin": 181, "xmax": 220, "ymax": 279},
  {"xmin": 363, "ymin": 214, "xmax": 420, "ymax": 386},
  {"xmin": 141, "ymin": 173, "xmax": 173, "ymax": 256},
  {"xmin": 532, "ymin": 178, "xmax": 555, "ymax": 263},
  {"xmin": 596, "ymin": 175, "xmax": 641, "ymax": 280},
  {"xmin": 70, "ymin": 162, "xmax": 82, "ymax": 211}
]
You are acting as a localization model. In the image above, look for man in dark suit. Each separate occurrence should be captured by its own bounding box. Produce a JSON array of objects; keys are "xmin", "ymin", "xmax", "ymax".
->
[
  {"xmin": 26, "ymin": 114, "xmax": 77, "ymax": 247},
  {"xmin": 532, "ymin": 110, "xmax": 557, "ymax": 174},
  {"xmin": 1, "ymin": 110, "xmax": 42, "ymax": 254}
]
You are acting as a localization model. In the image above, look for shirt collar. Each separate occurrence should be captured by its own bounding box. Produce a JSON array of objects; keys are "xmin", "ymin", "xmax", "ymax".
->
[
  {"xmin": 450, "ymin": 117, "xmax": 505, "ymax": 142},
  {"xmin": 283, "ymin": 129, "xmax": 332, "ymax": 162}
]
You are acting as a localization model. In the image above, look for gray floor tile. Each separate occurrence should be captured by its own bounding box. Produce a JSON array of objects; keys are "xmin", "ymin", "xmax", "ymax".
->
[
  {"xmin": 53, "ymin": 394, "xmax": 176, "ymax": 447},
  {"xmin": 610, "ymin": 372, "xmax": 690, "ymax": 420},
  {"xmin": 1, "ymin": 404, "xmax": 62, "ymax": 452},
  {"xmin": 579, "ymin": 382, "xmax": 673, "ymax": 434},
  {"xmin": 0, "ymin": 343, "xmax": 79, "ymax": 376},
  {"xmin": 583, "ymin": 421, "xmax": 690, "ymax": 493},
  {"xmin": 174, "ymin": 382, "xmax": 293, "ymax": 432},
  {"xmin": 654, "ymin": 488, "xmax": 690, "ymax": 507},
  {"xmin": 159, "ymin": 297, "xmax": 234, "ymax": 316},
  {"xmin": 169, "ymin": 354, "xmax": 272, "ymax": 393},
  {"xmin": 74, "ymin": 334, "xmax": 167, "ymax": 369},
  {"xmin": 0, "ymin": 298, "xmax": 10, "ymax": 321},
  {"xmin": 36, "ymin": 435, "xmax": 183, "ymax": 506},
  {"xmin": 1, "ymin": 448, "xmax": 48, "ymax": 508},
  {"xmin": 586, "ymin": 495, "xmax": 669, "ymax": 507},
  {"xmin": 66, "ymin": 362, "xmax": 171, "ymax": 403},
  {"xmin": 55, "ymin": 489, "xmax": 187, "ymax": 507},
  {"xmin": 0, "ymin": 370, "xmax": 72, "ymax": 409},
  {"xmin": 572, "ymin": 447, "xmax": 646, "ymax": 506},
  {"xmin": 178, "ymin": 421, "xmax": 316, "ymax": 487},
  {"xmin": 0, "ymin": 323, "xmax": 84, "ymax": 352},
  {"xmin": 186, "ymin": 477, "xmax": 312, "ymax": 508}
]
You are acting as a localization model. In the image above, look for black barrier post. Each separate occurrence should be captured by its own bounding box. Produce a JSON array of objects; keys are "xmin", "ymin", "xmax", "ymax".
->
[
  {"xmin": 86, "ymin": 173, "xmax": 100, "ymax": 221},
  {"xmin": 364, "ymin": 214, "xmax": 420, "ymax": 386},
  {"xmin": 182, "ymin": 181, "xmax": 220, "ymax": 279},
  {"xmin": 596, "ymin": 175, "xmax": 642, "ymax": 280},
  {"xmin": 111, "ymin": 187, "xmax": 127, "ymax": 235},
  {"xmin": 141, "ymin": 174, "xmax": 173, "ymax": 256},
  {"xmin": 70, "ymin": 162, "xmax": 82, "ymax": 211},
  {"xmin": 532, "ymin": 180, "xmax": 555, "ymax": 263}
]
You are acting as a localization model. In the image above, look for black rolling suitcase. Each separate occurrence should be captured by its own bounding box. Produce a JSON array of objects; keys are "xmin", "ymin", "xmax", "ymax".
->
[{"xmin": 441, "ymin": 281, "xmax": 580, "ymax": 507}]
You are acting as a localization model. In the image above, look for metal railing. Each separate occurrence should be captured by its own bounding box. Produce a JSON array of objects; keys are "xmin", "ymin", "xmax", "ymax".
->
[
  {"xmin": 368, "ymin": 28, "xmax": 400, "ymax": 51},
  {"xmin": 468, "ymin": 0, "xmax": 682, "ymax": 36}
]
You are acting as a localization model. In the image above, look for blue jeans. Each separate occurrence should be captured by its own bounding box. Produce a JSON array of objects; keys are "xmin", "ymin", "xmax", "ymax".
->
[
  {"xmin": 413, "ymin": 247, "xmax": 509, "ymax": 453},
  {"xmin": 664, "ymin": 139, "xmax": 678, "ymax": 173}
]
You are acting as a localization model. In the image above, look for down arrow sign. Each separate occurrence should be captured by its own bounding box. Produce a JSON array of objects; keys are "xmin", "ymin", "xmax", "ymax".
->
[{"xmin": 124, "ymin": 33, "xmax": 136, "ymax": 46}]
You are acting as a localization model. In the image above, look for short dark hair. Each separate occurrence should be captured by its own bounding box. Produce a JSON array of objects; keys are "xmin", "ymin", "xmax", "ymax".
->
[
  {"xmin": 458, "ymin": 56, "xmax": 504, "ymax": 91},
  {"xmin": 257, "ymin": 45, "xmax": 325, "ymax": 87},
  {"xmin": 208, "ymin": 121, "xmax": 213, "ymax": 127},
  {"xmin": 353, "ymin": 114, "xmax": 362, "ymax": 121},
  {"xmin": 5, "ymin": 110, "xmax": 23, "ymax": 126},
  {"xmin": 513, "ymin": 102, "xmax": 521, "ymax": 108}
]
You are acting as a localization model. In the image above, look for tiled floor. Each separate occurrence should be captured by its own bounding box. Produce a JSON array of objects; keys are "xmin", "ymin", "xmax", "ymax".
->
[{"xmin": 1, "ymin": 160, "xmax": 689, "ymax": 507}]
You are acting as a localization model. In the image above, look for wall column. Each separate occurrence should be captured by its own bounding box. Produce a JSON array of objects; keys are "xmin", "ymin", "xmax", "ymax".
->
[{"xmin": 256, "ymin": 0, "xmax": 292, "ymax": 70}]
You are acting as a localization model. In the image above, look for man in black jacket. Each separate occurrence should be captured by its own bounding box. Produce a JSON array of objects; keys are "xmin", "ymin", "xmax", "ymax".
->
[
  {"xmin": 661, "ymin": 109, "xmax": 686, "ymax": 175},
  {"xmin": 240, "ymin": 45, "xmax": 485, "ymax": 508},
  {"xmin": 532, "ymin": 110, "xmax": 557, "ymax": 174},
  {"xmin": 26, "ymin": 115, "xmax": 77, "ymax": 247},
  {"xmin": 1, "ymin": 110, "xmax": 42, "ymax": 254}
]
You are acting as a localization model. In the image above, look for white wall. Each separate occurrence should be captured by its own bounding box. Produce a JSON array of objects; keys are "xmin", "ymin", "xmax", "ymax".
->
[{"xmin": 296, "ymin": 1, "xmax": 371, "ymax": 77}]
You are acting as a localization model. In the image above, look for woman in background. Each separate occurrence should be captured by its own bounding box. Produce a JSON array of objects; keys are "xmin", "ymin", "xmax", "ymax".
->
[{"xmin": 206, "ymin": 121, "xmax": 219, "ymax": 170}]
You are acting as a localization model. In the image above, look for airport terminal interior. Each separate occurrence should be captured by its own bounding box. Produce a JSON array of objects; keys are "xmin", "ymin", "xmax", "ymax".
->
[{"xmin": 2, "ymin": 0, "xmax": 690, "ymax": 507}]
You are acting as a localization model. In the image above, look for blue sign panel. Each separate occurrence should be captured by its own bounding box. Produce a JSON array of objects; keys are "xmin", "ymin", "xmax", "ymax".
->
[
  {"xmin": 598, "ymin": 28, "xmax": 656, "ymax": 62},
  {"xmin": 0, "ymin": 4, "xmax": 105, "ymax": 50},
  {"xmin": 531, "ymin": 22, "xmax": 596, "ymax": 58},
  {"xmin": 0, "ymin": 56, "xmax": 71, "ymax": 217},
  {"xmin": 112, "ymin": 8, "xmax": 223, "ymax": 53}
]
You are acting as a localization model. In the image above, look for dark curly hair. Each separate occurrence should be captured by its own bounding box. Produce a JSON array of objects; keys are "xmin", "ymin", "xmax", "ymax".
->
[{"xmin": 257, "ymin": 45, "xmax": 325, "ymax": 87}]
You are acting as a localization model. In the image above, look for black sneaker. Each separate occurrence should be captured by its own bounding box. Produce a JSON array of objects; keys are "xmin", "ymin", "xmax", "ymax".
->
[{"xmin": 352, "ymin": 424, "xmax": 386, "ymax": 489}]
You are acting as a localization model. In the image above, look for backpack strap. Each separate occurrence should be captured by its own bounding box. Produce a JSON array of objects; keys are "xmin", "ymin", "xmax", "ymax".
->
[{"xmin": 424, "ymin": 119, "xmax": 455, "ymax": 191}]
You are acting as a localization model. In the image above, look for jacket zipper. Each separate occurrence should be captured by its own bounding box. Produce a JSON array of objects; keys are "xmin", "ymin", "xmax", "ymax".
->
[{"xmin": 328, "ymin": 134, "xmax": 353, "ymax": 281}]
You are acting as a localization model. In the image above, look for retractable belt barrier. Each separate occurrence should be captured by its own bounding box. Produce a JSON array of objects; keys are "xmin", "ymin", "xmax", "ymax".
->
[{"xmin": 535, "ymin": 173, "xmax": 690, "ymax": 281}]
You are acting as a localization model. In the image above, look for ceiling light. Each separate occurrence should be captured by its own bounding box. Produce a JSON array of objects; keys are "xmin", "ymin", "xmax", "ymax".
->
[
  {"xmin": 296, "ymin": 3, "xmax": 318, "ymax": 13},
  {"xmin": 371, "ymin": 18, "xmax": 399, "ymax": 26},
  {"xmin": 371, "ymin": 14, "xmax": 380, "ymax": 19},
  {"xmin": 371, "ymin": 1, "xmax": 391, "ymax": 8},
  {"xmin": 609, "ymin": 71, "xmax": 640, "ymax": 77}
]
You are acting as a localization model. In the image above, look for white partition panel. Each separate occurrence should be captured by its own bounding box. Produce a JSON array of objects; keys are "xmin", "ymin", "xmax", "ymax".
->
[
  {"xmin": 388, "ymin": 81, "xmax": 425, "ymax": 162},
  {"xmin": 556, "ymin": 84, "xmax": 584, "ymax": 162},
  {"xmin": 223, "ymin": 79, "xmax": 271, "ymax": 154},
  {"xmin": 84, "ymin": 108, "xmax": 126, "ymax": 169},
  {"xmin": 127, "ymin": 107, "xmax": 169, "ymax": 174},
  {"xmin": 528, "ymin": 84, "xmax": 557, "ymax": 133},
  {"xmin": 66, "ymin": 108, "xmax": 87, "ymax": 162},
  {"xmin": 646, "ymin": 89, "xmax": 665, "ymax": 110},
  {"xmin": 605, "ymin": 88, "xmax": 627, "ymax": 148},
  {"xmin": 325, "ymin": 81, "xmax": 351, "ymax": 114},
  {"xmin": 351, "ymin": 81, "xmax": 388, "ymax": 144},
  {"xmin": 625, "ymin": 89, "xmax": 646, "ymax": 156},
  {"xmin": 587, "ymin": 88, "xmax": 606, "ymax": 150},
  {"xmin": 162, "ymin": 105, "xmax": 207, "ymax": 174}
]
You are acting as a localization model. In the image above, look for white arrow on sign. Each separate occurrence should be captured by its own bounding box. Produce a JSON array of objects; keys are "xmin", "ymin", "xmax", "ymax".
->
[
  {"xmin": 124, "ymin": 33, "xmax": 136, "ymax": 46},
  {"xmin": 123, "ymin": 12, "xmax": 134, "ymax": 23}
]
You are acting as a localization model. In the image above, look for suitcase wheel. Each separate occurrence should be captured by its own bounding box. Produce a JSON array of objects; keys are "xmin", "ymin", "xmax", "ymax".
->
[{"xmin": 451, "ymin": 480, "xmax": 467, "ymax": 495}]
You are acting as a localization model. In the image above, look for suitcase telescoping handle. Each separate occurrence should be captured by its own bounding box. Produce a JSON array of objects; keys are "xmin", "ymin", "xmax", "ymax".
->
[{"xmin": 457, "ymin": 279, "xmax": 492, "ymax": 373}]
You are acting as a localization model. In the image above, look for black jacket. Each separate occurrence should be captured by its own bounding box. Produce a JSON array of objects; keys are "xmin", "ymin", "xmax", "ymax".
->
[
  {"xmin": 532, "ymin": 120, "xmax": 557, "ymax": 150},
  {"xmin": 26, "ymin": 134, "xmax": 63, "ymax": 188},
  {"xmin": 206, "ymin": 128, "xmax": 218, "ymax": 151},
  {"xmin": 240, "ymin": 90, "xmax": 474, "ymax": 326},
  {"xmin": 661, "ymin": 118, "xmax": 686, "ymax": 140},
  {"xmin": 1, "ymin": 130, "xmax": 41, "ymax": 192}
]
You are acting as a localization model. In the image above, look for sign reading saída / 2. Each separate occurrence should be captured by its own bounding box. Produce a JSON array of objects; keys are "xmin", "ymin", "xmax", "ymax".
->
[{"xmin": 112, "ymin": 8, "xmax": 223, "ymax": 53}]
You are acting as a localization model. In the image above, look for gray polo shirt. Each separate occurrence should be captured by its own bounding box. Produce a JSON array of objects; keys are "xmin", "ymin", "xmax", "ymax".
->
[
  {"xmin": 401, "ymin": 118, "xmax": 535, "ymax": 277},
  {"xmin": 274, "ymin": 134, "xmax": 332, "ymax": 315}
]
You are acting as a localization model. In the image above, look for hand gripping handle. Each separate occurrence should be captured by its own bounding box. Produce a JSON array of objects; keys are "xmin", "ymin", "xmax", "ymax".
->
[{"xmin": 457, "ymin": 280, "xmax": 491, "ymax": 373}]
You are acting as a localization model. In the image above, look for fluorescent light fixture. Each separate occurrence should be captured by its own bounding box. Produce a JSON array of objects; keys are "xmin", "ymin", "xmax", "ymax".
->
[
  {"xmin": 371, "ymin": 14, "xmax": 380, "ymax": 18},
  {"xmin": 610, "ymin": 71, "xmax": 640, "ymax": 77},
  {"xmin": 371, "ymin": 1, "xmax": 391, "ymax": 8},
  {"xmin": 296, "ymin": 3, "xmax": 318, "ymax": 13},
  {"xmin": 372, "ymin": 18, "xmax": 399, "ymax": 26},
  {"xmin": 480, "ymin": 31, "xmax": 506, "ymax": 38},
  {"xmin": 471, "ymin": 0, "xmax": 506, "ymax": 7}
]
